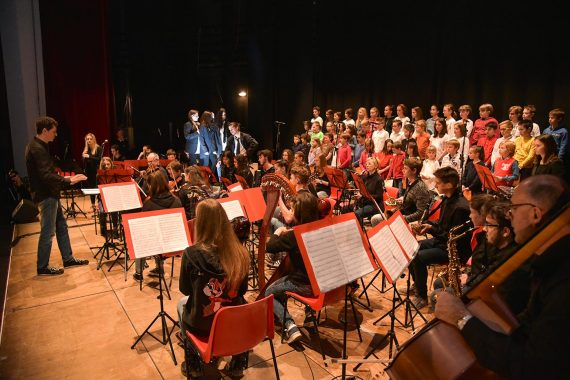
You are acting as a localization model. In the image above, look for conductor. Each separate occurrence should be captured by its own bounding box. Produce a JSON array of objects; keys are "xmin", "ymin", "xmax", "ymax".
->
[{"xmin": 25, "ymin": 117, "xmax": 90, "ymax": 275}]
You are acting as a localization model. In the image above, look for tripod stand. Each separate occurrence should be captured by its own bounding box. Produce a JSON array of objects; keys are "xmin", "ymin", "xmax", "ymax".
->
[
  {"xmin": 63, "ymin": 186, "xmax": 87, "ymax": 219},
  {"xmin": 131, "ymin": 255, "xmax": 178, "ymax": 365}
]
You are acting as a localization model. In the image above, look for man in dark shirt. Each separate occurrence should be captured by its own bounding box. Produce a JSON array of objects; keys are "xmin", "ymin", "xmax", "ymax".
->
[
  {"xmin": 225, "ymin": 121, "xmax": 259, "ymax": 162},
  {"xmin": 25, "ymin": 117, "xmax": 89, "ymax": 275},
  {"xmin": 436, "ymin": 175, "xmax": 570, "ymax": 379},
  {"xmin": 409, "ymin": 166, "xmax": 472, "ymax": 308}
]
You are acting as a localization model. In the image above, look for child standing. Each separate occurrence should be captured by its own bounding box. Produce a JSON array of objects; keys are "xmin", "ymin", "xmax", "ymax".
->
[
  {"xmin": 387, "ymin": 141, "xmax": 405, "ymax": 195},
  {"xmin": 493, "ymin": 141, "xmax": 519, "ymax": 187},
  {"xmin": 336, "ymin": 133, "xmax": 353, "ymax": 169},
  {"xmin": 543, "ymin": 108, "xmax": 567, "ymax": 161},
  {"xmin": 420, "ymin": 145, "xmax": 441, "ymax": 191}
]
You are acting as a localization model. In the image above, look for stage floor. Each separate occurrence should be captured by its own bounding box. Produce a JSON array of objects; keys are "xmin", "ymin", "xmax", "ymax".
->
[{"xmin": 0, "ymin": 195, "xmax": 432, "ymax": 379}]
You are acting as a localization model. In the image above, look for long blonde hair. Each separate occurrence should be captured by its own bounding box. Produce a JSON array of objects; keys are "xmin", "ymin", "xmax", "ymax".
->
[
  {"xmin": 194, "ymin": 199, "xmax": 250, "ymax": 290},
  {"xmin": 83, "ymin": 133, "xmax": 100, "ymax": 155}
]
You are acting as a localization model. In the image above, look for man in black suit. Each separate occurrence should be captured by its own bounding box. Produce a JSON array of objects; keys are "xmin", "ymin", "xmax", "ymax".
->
[{"xmin": 225, "ymin": 122, "xmax": 259, "ymax": 162}]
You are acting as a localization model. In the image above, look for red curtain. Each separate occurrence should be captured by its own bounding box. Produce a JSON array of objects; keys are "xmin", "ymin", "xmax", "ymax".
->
[{"xmin": 40, "ymin": 0, "xmax": 113, "ymax": 163}]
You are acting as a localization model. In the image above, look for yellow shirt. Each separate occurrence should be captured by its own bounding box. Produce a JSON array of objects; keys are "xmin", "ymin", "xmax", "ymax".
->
[{"xmin": 514, "ymin": 136, "xmax": 535, "ymax": 169}]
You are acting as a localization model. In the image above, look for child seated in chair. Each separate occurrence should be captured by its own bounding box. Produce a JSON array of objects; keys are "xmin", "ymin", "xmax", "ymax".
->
[
  {"xmin": 178, "ymin": 199, "xmax": 250, "ymax": 378},
  {"xmin": 264, "ymin": 191, "xmax": 320, "ymax": 344}
]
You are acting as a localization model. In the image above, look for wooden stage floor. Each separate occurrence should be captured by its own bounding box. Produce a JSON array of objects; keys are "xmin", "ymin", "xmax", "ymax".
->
[{"xmin": 0, "ymin": 195, "xmax": 433, "ymax": 379}]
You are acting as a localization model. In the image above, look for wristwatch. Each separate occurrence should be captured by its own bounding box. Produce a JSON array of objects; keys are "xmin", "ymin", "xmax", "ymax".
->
[{"xmin": 457, "ymin": 314, "xmax": 473, "ymax": 330}]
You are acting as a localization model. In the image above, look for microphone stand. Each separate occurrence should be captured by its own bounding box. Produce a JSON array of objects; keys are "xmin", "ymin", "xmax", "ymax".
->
[{"xmin": 274, "ymin": 121, "xmax": 285, "ymax": 157}]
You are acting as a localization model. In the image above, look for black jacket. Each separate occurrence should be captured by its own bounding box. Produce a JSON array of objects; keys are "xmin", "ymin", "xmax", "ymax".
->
[
  {"xmin": 179, "ymin": 245, "xmax": 247, "ymax": 336},
  {"xmin": 142, "ymin": 191, "xmax": 181, "ymax": 211},
  {"xmin": 25, "ymin": 137, "xmax": 71, "ymax": 202},
  {"xmin": 461, "ymin": 160, "xmax": 484, "ymax": 193},
  {"xmin": 225, "ymin": 132, "xmax": 259, "ymax": 162},
  {"xmin": 266, "ymin": 230, "xmax": 311, "ymax": 286},
  {"xmin": 427, "ymin": 189, "xmax": 471, "ymax": 260},
  {"xmin": 357, "ymin": 171, "xmax": 384, "ymax": 210},
  {"xmin": 462, "ymin": 234, "xmax": 570, "ymax": 379}
]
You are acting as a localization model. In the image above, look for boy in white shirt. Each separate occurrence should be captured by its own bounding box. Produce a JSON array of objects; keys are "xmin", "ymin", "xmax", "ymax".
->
[{"xmin": 390, "ymin": 119, "xmax": 405, "ymax": 144}]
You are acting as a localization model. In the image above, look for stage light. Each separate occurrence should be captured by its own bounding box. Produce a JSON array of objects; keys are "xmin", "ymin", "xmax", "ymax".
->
[{"xmin": 238, "ymin": 90, "xmax": 247, "ymax": 97}]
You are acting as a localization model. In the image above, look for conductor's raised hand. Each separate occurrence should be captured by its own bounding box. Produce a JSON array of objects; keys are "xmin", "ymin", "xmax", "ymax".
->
[{"xmin": 70, "ymin": 174, "xmax": 88, "ymax": 185}]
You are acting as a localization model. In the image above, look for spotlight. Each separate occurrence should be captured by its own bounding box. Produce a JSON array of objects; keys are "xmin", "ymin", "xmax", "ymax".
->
[{"xmin": 238, "ymin": 90, "xmax": 247, "ymax": 97}]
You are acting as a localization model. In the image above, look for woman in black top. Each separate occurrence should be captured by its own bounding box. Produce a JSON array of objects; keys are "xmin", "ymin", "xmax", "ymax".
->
[
  {"xmin": 462, "ymin": 145, "xmax": 485, "ymax": 194},
  {"xmin": 178, "ymin": 199, "xmax": 250, "ymax": 377},
  {"xmin": 134, "ymin": 170, "xmax": 182, "ymax": 280},
  {"xmin": 532, "ymin": 134, "xmax": 566, "ymax": 178},
  {"xmin": 82, "ymin": 133, "xmax": 102, "ymax": 211},
  {"xmin": 264, "ymin": 191, "xmax": 320, "ymax": 344},
  {"xmin": 220, "ymin": 150, "xmax": 236, "ymax": 183},
  {"xmin": 354, "ymin": 157, "xmax": 384, "ymax": 225},
  {"xmin": 234, "ymin": 154, "xmax": 254, "ymax": 187}
]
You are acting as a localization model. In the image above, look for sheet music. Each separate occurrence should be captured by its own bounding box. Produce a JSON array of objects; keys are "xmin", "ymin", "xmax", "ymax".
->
[
  {"xmin": 390, "ymin": 216, "xmax": 419, "ymax": 259},
  {"xmin": 220, "ymin": 200, "xmax": 245, "ymax": 220},
  {"xmin": 300, "ymin": 219, "xmax": 374, "ymax": 293},
  {"xmin": 333, "ymin": 220, "xmax": 375, "ymax": 282},
  {"xmin": 369, "ymin": 227, "xmax": 409, "ymax": 283},
  {"xmin": 127, "ymin": 213, "xmax": 189, "ymax": 258},
  {"xmin": 101, "ymin": 183, "xmax": 142, "ymax": 212},
  {"xmin": 301, "ymin": 226, "xmax": 346, "ymax": 293},
  {"xmin": 229, "ymin": 184, "xmax": 243, "ymax": 192}
]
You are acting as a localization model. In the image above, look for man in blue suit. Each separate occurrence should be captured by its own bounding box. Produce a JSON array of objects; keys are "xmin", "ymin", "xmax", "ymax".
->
[{"xmin": 198, "ymin": 110, "xmax": 221, "ymax": 179}]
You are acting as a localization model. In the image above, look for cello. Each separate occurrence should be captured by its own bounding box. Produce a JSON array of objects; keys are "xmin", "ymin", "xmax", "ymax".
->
[{"xmin": 385, "ymin": 204, "xmax": 570, "ymax": 379}]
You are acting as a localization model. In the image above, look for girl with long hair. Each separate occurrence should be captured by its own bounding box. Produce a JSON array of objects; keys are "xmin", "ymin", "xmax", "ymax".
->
[
  {"xmin": 178, "ymin": 199, "xmax": 250, "ymax": 377},
  {"xmin": 82, "ymin": 133, "xmax": 102, "ymax": 211},
  {"xmin": 531, "ymin": 134, "xmax": 566, "ymax": 178}
]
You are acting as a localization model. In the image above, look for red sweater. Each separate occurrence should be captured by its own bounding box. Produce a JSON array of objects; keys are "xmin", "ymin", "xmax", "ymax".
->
[
  {"xmin": 471, "ymin": 117, "xmax": 499, "ymax": 145},
  {"xmin": 337, "ymin": 144, "xmax": 352, "ymax": 168},
  {"xmin": 477, "ymin": 135, "xmax": 498, "ymax": 166},
  {"xmin": 387, "ymin": 152, "xmax": 405, "ymax": 179}
]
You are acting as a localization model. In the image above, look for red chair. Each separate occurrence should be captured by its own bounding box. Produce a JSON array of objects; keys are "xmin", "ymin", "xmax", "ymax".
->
[
  {"xmin": 185, "ymin": 295, "xmax": 280, "ymax": 379},
  {"xmin": 284, "ymin": 286, "xmax": 362, "ymax": 362}
]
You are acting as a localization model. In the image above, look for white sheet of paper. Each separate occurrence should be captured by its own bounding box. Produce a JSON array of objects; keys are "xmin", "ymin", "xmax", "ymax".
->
[
  {"xmin": 369, "ymin": 226, "xmax": 409, "ymax": 283},
  {"xmin": 127, "ymin": 212, "xmax": 189, "ymax": 258},
  {"xmin": 229, "ymin": 184, "xmax": 243, "ymax": 192},
  {"xmin": 220, "ymin": 200, "xmax": 245, "ymax": 220},
  {"xmin": 101, "ymin": 183, "xmax": 142, "ymax": 212},
  {"xmin": 300, "ymin": 219, "xmax": 373, "ymax": 293},
  {"xmin": 81, "ymin": 188, "xmax": 100, "ymax": 195},
  {"xmin": 390, "ymin": 216, "xmax": 419, "ymax": 260}
]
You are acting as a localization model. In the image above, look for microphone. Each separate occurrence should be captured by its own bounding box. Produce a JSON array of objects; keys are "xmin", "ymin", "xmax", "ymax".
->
[
  {"xmin": 157, "ymin": 128, "xmax": 162, "ymax": 137},
  {"xmin": 274, "ymin": 121, "xmax": 286, "ymax": 125},
  {"xmin": 102, "ymin": 139, "xmax": 109, "ymax": 144}
]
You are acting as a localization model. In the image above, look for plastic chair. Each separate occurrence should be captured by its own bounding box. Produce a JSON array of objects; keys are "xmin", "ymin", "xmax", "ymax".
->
[
  {"xmin": 185, "ymin": 295, "xmax": 280, "ymax": 379},
  {"xmin": 284, "ymin": 285, "xmax": 362, "ymax": 362}
]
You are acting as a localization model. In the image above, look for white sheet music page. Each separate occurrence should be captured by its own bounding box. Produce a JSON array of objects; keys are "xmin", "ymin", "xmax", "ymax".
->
[
  {"xmin": 390, "ymin": 215, "xmax": 419, "ymax": 260},
  {"xmin": 229, "ymin": 184, "xmax": 243, "ymax": 192},
  {"xmin": 220, "ymin": 200, "xmax": 245, "ymax": 220},
  {"xmin": 127, "ymin": 213, "xmax": 189, "ymax": 258},
  {"xmin": 369, "ymin": 226, "xmax": 408, "ymax": 283},
  {"xmin": 101, "ymin": 183, "xmax": 142, "ymax": 212},
  {"xmin": 300, "ymin": 225, "xmax": 346, "ymax": 293},
  {"xmin": 333, "ymin": 220, "xmax": 375, "ymax": 282}
]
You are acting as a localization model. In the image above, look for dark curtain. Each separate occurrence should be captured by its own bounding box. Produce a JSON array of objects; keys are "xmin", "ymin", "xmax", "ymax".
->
[{"xmin": 40, "ymin": 0, "xmax": 113, "ymax": 166}]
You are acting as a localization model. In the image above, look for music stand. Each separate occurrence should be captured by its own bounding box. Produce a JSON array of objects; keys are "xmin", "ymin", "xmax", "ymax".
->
[
  {"xmin": 234, "ymin": 174, "xmax": 250, "ymax": 189},
  {"xmin": 474, "ymin": 164, "xmax": 511, "ymax": 197},
  {"xmin": 59, "ymin": 171, "xmax": 88, "ymax": 219},
  {"xmin": 324, "ymin": 167, "xmax": 353, "ymax": 214},
  {"xmin": 198, "ymin": 165, "xmax": 216, "ymax": 185}
]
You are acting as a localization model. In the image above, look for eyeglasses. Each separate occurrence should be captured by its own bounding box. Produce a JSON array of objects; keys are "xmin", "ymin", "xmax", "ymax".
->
[
  {"xmin": 483, "ymin": 222, "xmax": 501, "ymax": 228},
  {"xmin": 507, "ymin": 203, "xmax": 537, "ymax": 217}
]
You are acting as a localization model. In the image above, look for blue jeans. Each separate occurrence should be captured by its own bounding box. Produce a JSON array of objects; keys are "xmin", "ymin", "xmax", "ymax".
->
[
  {"xmin": 37, "ymin": 197, "xmax": 73, "ymax": 270},
  {"xmin": 264, "ymin": 276, "xmax": 313, "ymax": 326},
  {"xmin": 177, "ymin": 295, "xmax": 189, "ymax": 337},
  {"xmin": 354, "ymin": 204, "xmax": 377, "ymax": 225}
]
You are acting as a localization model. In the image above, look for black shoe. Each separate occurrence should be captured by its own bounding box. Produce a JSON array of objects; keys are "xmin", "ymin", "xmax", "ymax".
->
[
  {"xmin": 148, "ymin": 267, "xmax": 164, "ymax": 277},
  {"xmin": 37, "ymin": 266, "xmax": 64, "ymax": 276},
  {"xmin": 283, "ymin": 323, "xmax": 302, "ymax": 344},
  {"xmin": 224, "ymin": 355, "xmax": 248, "ymax": 378},
  {"xmin": 63, "ymin": 257, "xmax": 89, "ymax": 268},
  {"xmin": 180, "ymin": 361, "xmax": 202, "ymax": 378},
  {"xmin": 133, "ymin": 272, "xmax": 143, "ymax": 281}
]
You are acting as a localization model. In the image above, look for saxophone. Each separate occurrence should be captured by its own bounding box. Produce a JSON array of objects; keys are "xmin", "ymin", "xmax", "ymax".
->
[{"xmin": 438, "ymin": 220, "xmax": 475, "ymax": 297}]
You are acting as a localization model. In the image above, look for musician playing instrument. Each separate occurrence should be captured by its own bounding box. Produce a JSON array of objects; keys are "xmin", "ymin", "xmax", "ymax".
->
[
  {"xmin": 353, "ymin": 156, "xmax": 384, "ymax": 226},
  {"xmin": 264, "ymin": 191, "xmax": 320, "ymax": 344},
  {"xmin": 435, "ymin": 175, "xmax": 570, "ymax": 380},
  {"xmin": 408, "ymin": 166, "xmax": 472, "ymax": 309},
  {"xmin": 371, "ymin": 157, "xmax": 430, "ymax": 226},
  {"xmin": 166, "ymin": 160, "xmax": 185, "ymax": 194}
]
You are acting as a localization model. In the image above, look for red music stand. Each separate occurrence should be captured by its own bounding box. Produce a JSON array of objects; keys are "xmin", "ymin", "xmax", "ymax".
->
[
  {"xmin": 97, "ymin": 168, "xmax": 134, "ymax": 184},
  {"xmin": 234, "ymin": 174, "xmax": 250, "ymax": 189},
  {"xmin": 198, "ymin": 166, "xmax": 216, "ymax": 185},
  {"xmin": 474, "ymin": 164, "xmax": 501, "ymax": 193},
  {"xmin": 220, "ymin": 176, "xmax": 233, "ymax": 189},
  {"xmin": 351, "ymin": 172, "xmax": 385, "ymax": 218}
]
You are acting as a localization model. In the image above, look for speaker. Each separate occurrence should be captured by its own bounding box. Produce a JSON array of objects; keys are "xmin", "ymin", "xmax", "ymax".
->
[{"xmin": 11, "ymin": 199, "xmax": 39, "ymax": 224}]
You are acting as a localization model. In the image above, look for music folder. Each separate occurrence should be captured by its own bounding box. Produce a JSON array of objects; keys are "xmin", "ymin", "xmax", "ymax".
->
[
  {"xmin": 217, "ymin": 187, "xmax": 266, "ymax": 221},
  {"xmin": 98, "ymin": 182, "xmax": 143, "ymax": 213},
  {"xmin": 122, "ymin": 208, "xmax": 192, "ymax": 260},
  {"xmin": 366, "ymin": 211, "xmax": 419, "ymax": 284},
  {"xmin": 293, "ymin": 212, "xmax": 378, "ymax": 295}
]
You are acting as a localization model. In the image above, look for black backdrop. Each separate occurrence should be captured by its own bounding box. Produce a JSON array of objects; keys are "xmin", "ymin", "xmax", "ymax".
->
[{"xmin": 108, "ymin": 0, "xmax": 570, "ymax": 156}]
